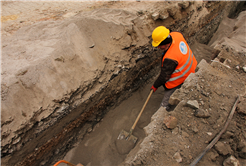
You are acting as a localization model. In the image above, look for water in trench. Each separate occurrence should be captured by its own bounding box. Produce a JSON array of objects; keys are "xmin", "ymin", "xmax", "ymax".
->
[{"xmin": 61, "ymin": 76, "xmax": 164, "ymax": 166}]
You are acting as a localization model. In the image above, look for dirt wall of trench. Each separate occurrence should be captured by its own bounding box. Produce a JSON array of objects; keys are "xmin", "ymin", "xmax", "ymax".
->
[{"xmin": 1, "ymin": 1, "xmax": 242, "ymax": 166}]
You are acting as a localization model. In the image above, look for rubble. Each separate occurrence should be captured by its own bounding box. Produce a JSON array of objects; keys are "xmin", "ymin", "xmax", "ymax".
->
[
  {"xmin": 215, "ymin": 141, "xmax": 233, "ymax": 156},
  {"xmin": 194, "ymin": 108, "xmax": 211, "ymax": 118},
  {"xmin": 163, "ymin": 116, "xmax": 178, "ymax": 129},
  {"xmin": 121, "ymin": 6, "xmax": 246, "ymax": 166},
  {"xmin": 239, "ymin": 147, "xmax": 246, "ymax": 159},
  {"xmin": 187, "ymin": 100, "xmax": 199, "ymax": 109},
  {"xmin": 223, "ymin": 156, "xmax": 240, "ymax": 166},
  {"xmin": 243, "ymin": 66, "xmax": 246, "ymax": 73},
  {"xmin": 173, "ymin": 152, "xmax": 182, "ymax": 163},
  {"xmin": 208, "ymin": 150, "xmax": 219, "ymax": 162}
]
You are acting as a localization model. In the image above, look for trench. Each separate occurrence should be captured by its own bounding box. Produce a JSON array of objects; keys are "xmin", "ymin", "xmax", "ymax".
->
[
  {"xmin": 55, "ymin": 5, "xmax": 246, "ymax": 166},
  {"xmin": 5, "ymin": 2, "xmax": 245, "ymax": 166},
  {"xmin": 61, "ymin": 73, "xmax": 163, "ymax": 166},
  {"xmin": 47, "ymin": 3, "xmax": 246, "ymax": 166},
  {"xmin": 58, "ymin": 52, "xmax": 186, "ymax": 166}
]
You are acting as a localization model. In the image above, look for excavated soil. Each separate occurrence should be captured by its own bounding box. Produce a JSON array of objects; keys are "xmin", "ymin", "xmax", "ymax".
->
[
  {"xmin": 120, "ymin": 9, "xmax": 246, "ymax": 166},
  {"xmin": 1, "ymin": 1, "xmax": 246, "ymax": 166},
  {"xmin": 61, "ymin": 8, "xmax": 246, "ymax": 166}
]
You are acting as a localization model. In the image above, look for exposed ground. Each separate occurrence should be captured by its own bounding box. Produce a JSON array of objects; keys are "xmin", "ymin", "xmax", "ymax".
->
[
  {"xmin": 1, "ymin": 1, "xmax": 246, "ymax": 166},
  {"xmin": 63, "ymin": 9, "xmax": 246, "ymax": 166}
]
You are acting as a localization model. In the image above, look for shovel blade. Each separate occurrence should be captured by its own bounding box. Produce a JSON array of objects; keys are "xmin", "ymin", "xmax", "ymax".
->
[{"xmin": 117, "ymin": 130, "xmax": 138, "ymax": 144}]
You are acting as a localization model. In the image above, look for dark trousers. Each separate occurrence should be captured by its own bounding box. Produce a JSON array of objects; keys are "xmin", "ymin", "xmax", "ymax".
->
[{"xmin": 160, "ymin": 84, "xmax": 182, "ymax": 108}]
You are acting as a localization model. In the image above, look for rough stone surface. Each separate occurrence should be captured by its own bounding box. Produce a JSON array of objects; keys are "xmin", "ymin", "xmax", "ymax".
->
[
  {"xmin": 194, "ymin": 108, "xmax": 211, "ymax": 118},
  {"xmin": 239, "ymin": 147, "xmax": 246, "ymax": 159},
  {"xmin": 223, "ymin": 156, "xmax": 240, "ymax": 166},
  {"xmin": 237, "ymin": 96, "xmax": 246, "ymax": 115},
  {"xmin": 151, "ymin": 12, "xmax": 159, "ymax": 21},
  {"xmin": 222, "ymin": 131, "xmax": 234, "ymax": 139},
  {"xmin": 237, "ymin": 141, "xmax": 246, "ymax": 151},
  {"xmin": 215, "ymin": 141, "xmax": 233, "ymax": 156},
  {"xmin": 163, "ymin": 116, "xmax": 178, "ymax": 129},
  {"xmin": 243, "ymin": 66, "xmax": 246, "ymax": 73},
  {"xmin": 173, "ymin": 152, "xmax": 182, "ymax": 163},
  {"xmin": 208, "ymin": 150, "xmax": 219, "ymax": 162},
  {"xmin": 178, "ymin": 2, "xmax": 190, "ymax": 9},
  {"xmin": 187, "ymin": 100, "xmax": 199, "ymax": 109}
]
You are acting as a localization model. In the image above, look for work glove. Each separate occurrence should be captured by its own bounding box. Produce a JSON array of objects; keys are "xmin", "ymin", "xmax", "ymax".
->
[{"xmin": 151, "ymin": 85, "xmax": 157, "ymax": 92}]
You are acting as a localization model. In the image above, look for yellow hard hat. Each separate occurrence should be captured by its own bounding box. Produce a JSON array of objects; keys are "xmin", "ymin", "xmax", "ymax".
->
[{"xmin": 152, "ymin": 26, "xmax": 170, "ymax": 47}]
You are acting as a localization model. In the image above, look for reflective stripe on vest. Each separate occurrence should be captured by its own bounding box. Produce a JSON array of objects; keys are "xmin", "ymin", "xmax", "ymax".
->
[
  {"xmin": 167, "ymin": 48, "xmax": 194, "ymax": 82},
  {"xmin": 163, "ymin": 32, "xmax": 197, "ymax": 89}
]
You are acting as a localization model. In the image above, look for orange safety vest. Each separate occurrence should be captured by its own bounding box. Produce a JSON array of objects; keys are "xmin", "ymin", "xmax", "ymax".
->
[{"xmin": 163, "ymin": 32, "xmax": 197, "ymax": 89}]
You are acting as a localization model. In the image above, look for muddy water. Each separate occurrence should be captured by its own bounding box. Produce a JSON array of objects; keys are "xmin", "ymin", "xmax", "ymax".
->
[{"xmin": 62, "ymin": 77, "xmax": 164, "ymax": 166}]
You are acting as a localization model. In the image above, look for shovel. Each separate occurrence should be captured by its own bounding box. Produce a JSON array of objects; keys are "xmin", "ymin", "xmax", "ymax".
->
[
  {"xmin": 53, "ymin": 160, "xmax": 83, "ymax": 166},
  {"xmin": 117, "ymin": 89, "xmax": 153, "ymax": 144}
]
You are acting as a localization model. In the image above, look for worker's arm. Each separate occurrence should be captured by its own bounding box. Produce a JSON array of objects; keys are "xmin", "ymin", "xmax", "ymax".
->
[{"xmin": 153, "ymin": 58, "xmax": 178, "ymax": 89}]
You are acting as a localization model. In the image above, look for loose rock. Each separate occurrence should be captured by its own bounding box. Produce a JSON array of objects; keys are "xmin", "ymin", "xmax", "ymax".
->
[
  {"xmin": 194, "ymin": 108, "xmax": 210, "ymax": 118},
  {"xmin": 237, "ymin": 140, "xmax": 246, "ymax": 151},
  {"xmin": 182, "ymin": 131, "xmax": 189, "ymax": 138},
  {"xmin": 178, "ymin": 2, "xmax": 190, "ymax": 9},
  {"xmin": 239, "ymin": 147, "xmax": 246, "ymax": 159},
  {"xmin": 172, "ymin": 127, "xmax": 179, "ymax": 135},
  {"xmin": 222, "ymin": 131, "xmax": 234, "ymax": 139},
  {"xmin": 237, "ymin": 98, "xmax": 246, "ymax": 115},
  {"xmin": 152, "ymin": 12, "xmax": 159, "ymax": 20},
  {"xmin": 159, "ymin": 11, "xmax": 169, "ymax": 20},
  {"xmin": 191, "ymin": 126, "xmax": 199, "ymax": 133},
  {"xmin": 243, "ymin": 66, "xmax": 246, "ymax": 73},
  {"xmin": 208, "ymin": 150, "xmax": 219, "ymax": 161},
  {"xmin": 187, "ymin": 100, "xmax": 199, "ymax": 109},
  {"xmin": 163, "ymin": 116, "xmax": 178, "ymax": 129},
  {"xmin": 223, "ymin": 155, "xmax": 240, "ymax": 166},
  {"xmin": 173, "ymin": 152, "xmax": 182, "ymax": 163},
  {"xmin": 215, "ymin": 141, "xmax": 232, "ymax": 156}
]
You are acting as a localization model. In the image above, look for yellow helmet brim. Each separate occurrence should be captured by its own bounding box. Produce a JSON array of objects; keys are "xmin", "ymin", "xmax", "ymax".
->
[
  {"xmin": 152, "ymin": 40, "xmax": 161, "ymax": 47},
  {"xmin": 151, "ymin": 26, "xmax": 170, "ymax": 47}
]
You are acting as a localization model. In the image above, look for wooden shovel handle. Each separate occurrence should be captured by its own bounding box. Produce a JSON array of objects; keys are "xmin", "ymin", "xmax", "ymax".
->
[
  {"xmin": 54, "ymin": 160, "xmax": 78, "ymax": 166},
  {"xmin": 130, "ymin": 90, "xmax": 153, "ymax": 131}
]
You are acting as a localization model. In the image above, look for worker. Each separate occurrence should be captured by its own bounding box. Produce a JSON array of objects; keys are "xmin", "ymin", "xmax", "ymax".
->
[{"xmin": 150, "ymin": 26, "xmax": 197, "ymax": 110}]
